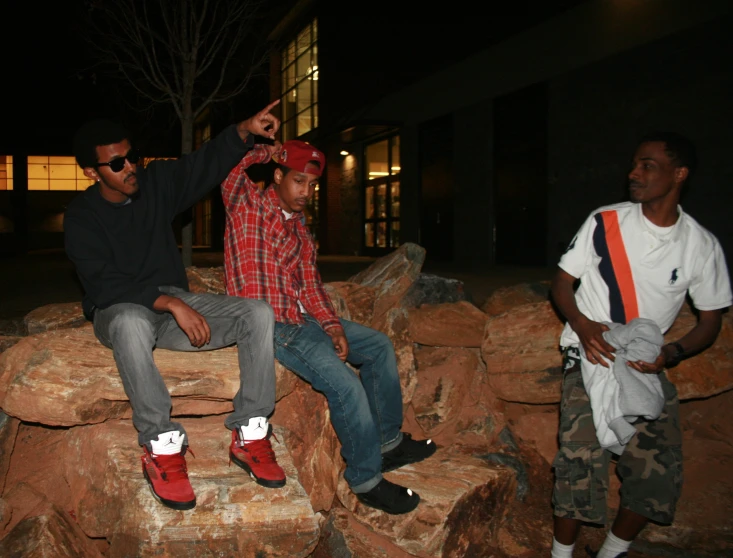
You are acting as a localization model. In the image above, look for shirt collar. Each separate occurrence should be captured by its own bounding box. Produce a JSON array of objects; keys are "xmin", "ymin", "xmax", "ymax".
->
[
  {"xmin": 634, "ymin": 202, "xmax": 685, "ymax": 242},
  {"xmin": 265, "ymin": 186, "xmax": 301, "ymax": 222}
]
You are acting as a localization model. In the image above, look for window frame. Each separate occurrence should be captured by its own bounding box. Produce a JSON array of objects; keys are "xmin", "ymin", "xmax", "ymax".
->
[
  {"xmin": 363, "ymin": 135, "xmax": 400, "ymax": 253},
  {"xmin": 280, "ymin": 18, "xmax": 319, "ymax": 141}
]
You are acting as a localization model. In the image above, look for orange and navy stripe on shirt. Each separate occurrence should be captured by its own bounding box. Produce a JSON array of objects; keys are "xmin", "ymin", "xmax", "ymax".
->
[{"xmin": 593, "ymin": 210, "xmax": 639, "ymax": 324}]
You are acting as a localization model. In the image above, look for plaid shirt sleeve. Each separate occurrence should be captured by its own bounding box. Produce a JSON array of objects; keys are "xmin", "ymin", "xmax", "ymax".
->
[
  {"xmin": 298, "ymin": 231, "xmax": 342, "ymax": 332},
  {"xmin": 221, "ymin": 144, "xmax": 272, "ymax": 210}
]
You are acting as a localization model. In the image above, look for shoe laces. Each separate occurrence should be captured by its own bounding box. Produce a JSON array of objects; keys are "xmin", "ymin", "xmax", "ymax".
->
[
  {"xmin": 147, "ymin": 448, "xmax": 194, "ymax": 482},
  {"xmin": 241, "ymin": 438, "xmax": 277, "ymax": 464}
]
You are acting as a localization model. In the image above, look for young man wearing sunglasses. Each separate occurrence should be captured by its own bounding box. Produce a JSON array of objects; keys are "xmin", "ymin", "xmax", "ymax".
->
[
  {"xmin": 64, "ymin": 101, "xmax": 286, "ymax": 511},
  {"xmin": 219, "ymin": 140, "xmax": 437, "ymax": 515}
]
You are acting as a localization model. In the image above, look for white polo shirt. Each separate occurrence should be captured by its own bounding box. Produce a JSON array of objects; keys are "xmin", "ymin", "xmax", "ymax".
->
[{"xmin": 559, "ymin": 201, "xmax": 732, "ymax": 347}]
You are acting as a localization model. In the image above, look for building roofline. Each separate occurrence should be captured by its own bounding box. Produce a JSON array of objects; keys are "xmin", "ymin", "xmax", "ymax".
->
[{"xmin": 267, "ymin": 0, "xmax": 316, "ymax": 43}]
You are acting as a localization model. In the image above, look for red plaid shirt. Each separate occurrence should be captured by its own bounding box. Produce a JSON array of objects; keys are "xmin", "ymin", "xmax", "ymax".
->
[{"xmin": 221, "ymin": 144, "xmax": 341, "ymax": 331}]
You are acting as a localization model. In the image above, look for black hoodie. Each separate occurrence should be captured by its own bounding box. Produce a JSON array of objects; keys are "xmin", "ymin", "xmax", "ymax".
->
[{"xmin": 64, "ymin": 125, "xmax": 253, "ymax": 320}]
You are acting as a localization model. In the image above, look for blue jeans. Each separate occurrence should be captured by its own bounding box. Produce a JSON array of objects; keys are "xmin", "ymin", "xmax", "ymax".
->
[
  {"xmin": 93, "ymin": 286, "xmax": 276, "ymax": 447},
  {"xmin": 274, "ymin": 316, "xmax": 404, "ymax": 493}
]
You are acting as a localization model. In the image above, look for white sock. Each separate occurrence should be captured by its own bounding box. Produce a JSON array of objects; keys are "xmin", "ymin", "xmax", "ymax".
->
[
  {"xmin": 240, "ymin": 417, "xmax": 268, "ymax": 443},
  {"xmin": 150, "ymin": 430, "xmax": 184, "ymax": 456},
  {"xmin": 551, "ymin": 537, "xmax": 575, "ymax": 558},
  {"xmin": 597, "ymin": 531, "xmax": 631, "ymax": 558}
]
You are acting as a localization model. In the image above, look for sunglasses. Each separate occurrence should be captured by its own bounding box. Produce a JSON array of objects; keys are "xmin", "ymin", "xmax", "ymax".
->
[{"xmin": 95, "ymin": 148, "xmax": 141, "ymax": 173}]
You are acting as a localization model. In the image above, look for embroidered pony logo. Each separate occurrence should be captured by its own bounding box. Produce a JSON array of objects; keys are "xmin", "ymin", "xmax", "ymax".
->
[{"xmin": 669, "ymin": 268, "xmax": 679, "ymax": 285}]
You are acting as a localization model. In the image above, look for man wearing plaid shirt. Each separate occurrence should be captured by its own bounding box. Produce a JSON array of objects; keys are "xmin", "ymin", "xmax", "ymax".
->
[{"xmin": 221, "ymin": 139, "xmax": 437, "ymax": 515}]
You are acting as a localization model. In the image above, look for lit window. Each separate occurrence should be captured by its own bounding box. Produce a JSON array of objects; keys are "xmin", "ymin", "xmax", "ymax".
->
[
  {"xmin": 0, "ymin": 156, "xmax": 12, "ymax": 190},
  {"xmin": 364, "ymin": 136, "xmax": 401, "ymax": 250},
  {"xmin": 27, "ymin": 156, "xmax": 95, "ymax": 191},
  {"xmin": 281, "ymin": 19, "xmax": 318, "ymax": 141}
]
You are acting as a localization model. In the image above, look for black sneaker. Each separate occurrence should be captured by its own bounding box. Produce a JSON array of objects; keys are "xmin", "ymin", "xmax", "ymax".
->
[
  {"xmin": 381, "ymin": 433, "xmax": 437, "ymax": 472},
  {"xmin": 586, "ymin": 546, "xmax": 628, "ymax": 558},
  {"xmin": 356, "ymin": 478, "xmax": 420, "ymax": 514}
]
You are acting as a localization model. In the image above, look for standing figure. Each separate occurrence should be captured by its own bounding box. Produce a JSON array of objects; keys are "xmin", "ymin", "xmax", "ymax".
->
[{"xmin": 549, "ymin": 132, "xmax": 732, "ymax": 557}]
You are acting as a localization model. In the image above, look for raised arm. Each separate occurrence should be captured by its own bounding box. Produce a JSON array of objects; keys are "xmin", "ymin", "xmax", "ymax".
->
[
  {"xmin": 221, "ymin": 142, "xmax": 281, "ymax": 210},
  {"xmin": 236, "ymin": 100, "xmax": 281, "ymax": 142},
  {"xmin": 154, "ymin": 101, "xmax": 282, "ymax": 218}
]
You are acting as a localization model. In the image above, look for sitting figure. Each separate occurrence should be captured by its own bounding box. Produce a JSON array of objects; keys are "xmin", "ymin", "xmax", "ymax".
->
[
  {"xmin": 220, "ymin": 139, "xmax": 437, "ymax": 514},
  {"xmin": 64, "ymin": 101, "xmax": 287, "ymax": 511}
]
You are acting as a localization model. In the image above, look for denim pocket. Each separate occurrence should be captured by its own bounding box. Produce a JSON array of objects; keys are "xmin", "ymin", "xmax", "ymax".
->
[{"xmin": 275, "ymin": 323, "xmax": 300, "ymax": 347}]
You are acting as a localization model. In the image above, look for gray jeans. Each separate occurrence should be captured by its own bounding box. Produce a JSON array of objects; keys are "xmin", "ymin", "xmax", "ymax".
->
[{"xmin": 92, "ymin": 286, "xmax": 275, "ymax": 447}]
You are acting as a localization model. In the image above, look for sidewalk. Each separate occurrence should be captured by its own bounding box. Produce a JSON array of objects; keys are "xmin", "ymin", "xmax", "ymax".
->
[{"xmin": 0, "ymin": 248, "xmax": 555, "ymax": 322}]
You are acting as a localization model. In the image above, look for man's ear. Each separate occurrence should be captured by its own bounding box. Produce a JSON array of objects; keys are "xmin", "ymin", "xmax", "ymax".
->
[
  {"xmin": 273, "ymin": 168, "xmax": 283, "ymax": 185},
  {"xmin": 675, "ymin": 166, "xmax": 689, "ymax": 185},
  {"xmin": 83, "ymin": 167, "xmax": 99, "ymax": 182}
]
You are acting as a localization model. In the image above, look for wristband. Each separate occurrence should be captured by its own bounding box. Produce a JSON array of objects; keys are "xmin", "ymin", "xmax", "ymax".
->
[{"xmin": 665, "ymin": 342, "xmax": 685, "ymax": 367}]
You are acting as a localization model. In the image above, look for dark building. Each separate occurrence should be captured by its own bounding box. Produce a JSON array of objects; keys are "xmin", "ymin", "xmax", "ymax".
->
[
  {"xmin": 264, "ymin": 0, "xmax": 733, "ymax": 270},
  {"xmin": 2, "ymin": 0, "xmax": 731, "ymax": 272}
]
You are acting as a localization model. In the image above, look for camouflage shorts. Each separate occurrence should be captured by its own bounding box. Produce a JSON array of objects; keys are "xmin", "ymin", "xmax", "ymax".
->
[{"xmin": 551, "ymin": 346, "xmax": 683, "ymax": 525}]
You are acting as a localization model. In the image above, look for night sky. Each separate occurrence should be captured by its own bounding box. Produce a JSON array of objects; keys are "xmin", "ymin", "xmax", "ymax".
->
[
  {"xmin": 1, "ymin": 0, "xmax": 590, "ymax": 155},
  {"xmin": 1, "ymin": 3, "xmax": 105, "ymax": 153}
]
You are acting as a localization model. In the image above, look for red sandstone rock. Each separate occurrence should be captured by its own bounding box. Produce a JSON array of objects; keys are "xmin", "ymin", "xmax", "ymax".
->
[
  {"xmin": 0, "ymin": 324, "xmax": 296, "ymax": 426},
  {"xmin": 349, "ymin": 242, "xmax": 425, "ymax": 323},
  {"xmin": 337, "ymin": 447, "xmax": 517, "ymax": 557},
  {"xmin": 312, "ymin": 507, "xmax": 415, "ymax": 558},
  {"xmin": 0, "ymin": 335, "xmax": 22, "ymax": 354},
  {"xmin": 665, "ymin": 304, "xmax": 733, "ymax": 400},
  {"xmin": 324, "ymin": 281, "xmax": 377, "ymax": 326},
  {"xmin": 481, "ymin": 281, "xmax": 551, "ymax": 316},
  {"xmin": 0, "ymin": 413, "xmax": 19, "ymax": 494},
  {"xmin": 409, "ymin": 300, "xmax": 488, "ymax": 347},
  {"xmin": 272, "ymin": 376, "xmax": 342, "ymax": 514},
  {"xmin": 0, "ymin": 505, "xmax": 105, "ymax": 558},
  {"xmin": 3, "ymin": 263, "xmax": 732, "ymax": 556},
  {"xmin": 0, "ymin": 482, "xmax": 59, "ymax": 541},
  {"xmin": 0, "ymin": 499, "xmax": 9, "ymax": 536},
  {"xmin": 4, "ymin": 418, "xmax": 319, "ymax": 557},
  {"xmin": 372, "ymin": 308, "xmax": 418, "ymax": 405},
  {"xmin": 411, "ymin": 346, "xmax": 489, "ymax": 444},
  {"xmin": 503, "ymin": 403, "xmax": 560, "ymax": 465},
  {"xmin": 481, "ymin": 300, "xmax": 733, "ymax": 404},
  {"xmin": 481, "ymin": 302, "xmax": 564, "ymax": 404},
  {"xmin": 185, "ymin": 265, "xmax": 226, "ymax": 294},
  {"xmin": 23, "ymin": 302, "xmax": 87, "ymax": 335}
]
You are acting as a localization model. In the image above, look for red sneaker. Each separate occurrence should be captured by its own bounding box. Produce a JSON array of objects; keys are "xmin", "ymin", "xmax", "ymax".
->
[
  {"xmin": 141, "ymin": 446, "xmax": 196, "ymax": 510},
  {"xmin": 229, "ymin": 429, "xmax": 286, "ymax": 488}
]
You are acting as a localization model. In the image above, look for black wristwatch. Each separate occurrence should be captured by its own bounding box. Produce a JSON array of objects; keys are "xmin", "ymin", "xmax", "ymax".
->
[{"xmin": 664, "ymin": 342, "xmax": 685, "ymax": 367}]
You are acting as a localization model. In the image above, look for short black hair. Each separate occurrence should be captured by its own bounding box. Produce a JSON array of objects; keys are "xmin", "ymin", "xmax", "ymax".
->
[
  {"xmin": 73, "ymin": 119, "xmax": 129, "ymax": 169},
  {"xmin": 638, "ymin": 131, "xmax": 697, "ymax": 177}
]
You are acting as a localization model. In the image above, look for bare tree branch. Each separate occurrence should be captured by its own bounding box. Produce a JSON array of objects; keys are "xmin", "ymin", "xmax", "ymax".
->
[
  {"xmin": 80, "ymin": 0, "xmax": 275, "ymax": 267},
  {"xmin": 82, "ymin": 0, "xmax": 271, "ymax": 124}
]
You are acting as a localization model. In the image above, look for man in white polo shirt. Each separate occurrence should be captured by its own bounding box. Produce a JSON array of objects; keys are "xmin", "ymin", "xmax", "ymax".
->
[{"xmin": 549, "ymin": 132, "xmax": 732, "ymax": 558}]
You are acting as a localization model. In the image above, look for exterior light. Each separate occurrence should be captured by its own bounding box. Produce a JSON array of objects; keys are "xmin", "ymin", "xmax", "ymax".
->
[{"xmin": 340, "ymin": 150, "xmax": 349, "ymax": 156}]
